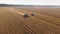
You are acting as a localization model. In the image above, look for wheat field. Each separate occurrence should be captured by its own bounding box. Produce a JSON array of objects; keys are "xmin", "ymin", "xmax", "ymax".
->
[{"xmin": 0, "ymin": 7, "xmax": 60, "ymax": 34}]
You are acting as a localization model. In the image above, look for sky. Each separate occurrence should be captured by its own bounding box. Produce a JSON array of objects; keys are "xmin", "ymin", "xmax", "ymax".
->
[{"xmin": 0, "ymin": 0, "xmax": 60, "ymax": 5}]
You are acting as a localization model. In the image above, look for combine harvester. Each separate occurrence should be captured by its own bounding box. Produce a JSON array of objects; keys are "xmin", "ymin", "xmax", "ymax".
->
[{"xmin": 23, "ymin": 12, "xmax": 35, "ymax": 18}]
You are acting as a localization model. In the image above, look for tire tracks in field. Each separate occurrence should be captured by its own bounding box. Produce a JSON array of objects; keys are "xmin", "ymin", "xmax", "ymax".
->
[
  {"xmin": 0, "ymin": 7, "xmax": 60, "ymax": 34},
  {"xmin": 8, "ymin": 8, "xmax": 37, "ymax": 34},
  {"xmin": 9, "ymin": 8, "xmax": 52, "ymax": 34}
]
